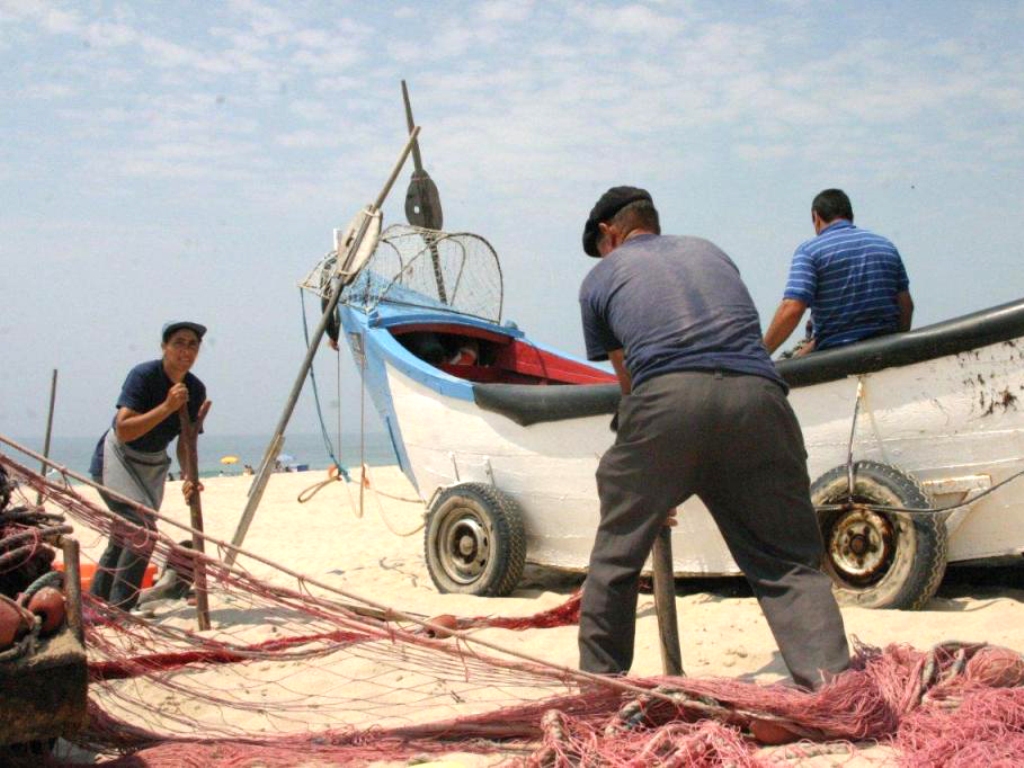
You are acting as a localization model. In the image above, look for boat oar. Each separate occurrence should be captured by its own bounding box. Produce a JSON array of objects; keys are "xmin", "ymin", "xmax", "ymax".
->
[
  {"xmin": 651, "ymin": 520, "xmax": 683, "ymax": 676},
  {"xmin": 401, "ymin": 80, "xmax": 447, "ymax": 303},
  {"xmin": 402, "ymin": 80, "xmax": 443, "ymax": 231},
  {"xmin": 178, "ymin": 406, "xmax": 211, "ymax": 631}
]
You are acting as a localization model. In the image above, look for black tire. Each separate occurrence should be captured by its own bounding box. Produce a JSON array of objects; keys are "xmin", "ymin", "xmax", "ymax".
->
[
  {"xmin": 424, "ymin": 483, "xmax": 527, "ymax": 596},
  {"xmin": 811, "ymin": 461, "xmax": 947, "ymax": 610}
]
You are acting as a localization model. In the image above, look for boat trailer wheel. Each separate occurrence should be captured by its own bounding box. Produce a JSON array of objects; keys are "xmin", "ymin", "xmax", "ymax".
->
[
  {"xmin": 436, "ymin": 512, "xmax": 491, "ymax": 582},
  {"xmin": 424, "ymin": 482, "xmax": 527, "ymax": 596},
  {"xmin": 811, "ymin": 461, "xmax": 948, "ymax": 610},
  {"xmin": 825, "ymin": 505, "xmax": 895, "ymax": 586}
]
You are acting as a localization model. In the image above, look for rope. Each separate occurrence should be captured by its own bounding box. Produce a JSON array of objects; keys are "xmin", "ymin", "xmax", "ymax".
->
[
  {"xmin": 356, "ymin": 464, "xmax": 425, "ymax": 537},
  {"xmin": 299, "ymin": 289, "xmax": 350, "ymax": 482},
  {"xmin": 21, "ymin": 568, "xmax": 63, "ymax": 601},
  {"xmin": 817, "ymin": 465, "xmax": 1024, "ymax": 516},
  {"xmin": 822, "ymin": 375, "xmax": 1024, "ymax": 516},
  {"xmin": 298, "ymin": 462, "xmax": 424, "ymax": 536},
  {"xmin": 296, "ymin": 476, "xmax": 338, "ymax": 504}
]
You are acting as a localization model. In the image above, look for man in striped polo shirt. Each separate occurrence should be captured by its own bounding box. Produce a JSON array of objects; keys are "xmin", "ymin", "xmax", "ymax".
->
[{"xmin": 763, "ymin": 189, "xmax": 914, "ymax": 356}]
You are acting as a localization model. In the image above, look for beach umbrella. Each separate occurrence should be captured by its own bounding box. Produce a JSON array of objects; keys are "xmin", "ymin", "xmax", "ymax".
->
[
  {"xmin": 276, "ymin": 453, "xmax": 294, "ymax": 463},
  {"xmin": 220, "ymin": 455, "xmax": 239, "ymax": 465}
]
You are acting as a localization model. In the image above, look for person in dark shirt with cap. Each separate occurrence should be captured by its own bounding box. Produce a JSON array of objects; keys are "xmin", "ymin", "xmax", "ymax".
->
[
  {"xmin": 577, "ymin": 187, "xmax": 849, "ymax": 689},
  {"xmin": 88, "ymin": 321, "xmax": 212, "ymax": 611}
]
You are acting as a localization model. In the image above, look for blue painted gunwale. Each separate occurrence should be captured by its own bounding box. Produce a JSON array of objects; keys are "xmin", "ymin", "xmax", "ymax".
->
[{"xmin": 338, "ymin": 298, "xmax": 607, "ymax": 494}]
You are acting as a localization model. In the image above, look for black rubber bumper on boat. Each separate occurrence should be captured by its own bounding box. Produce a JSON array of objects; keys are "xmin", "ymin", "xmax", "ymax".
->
[
  {"xmin": 473, "ymin": 382, "xmax": 621, "ymax": 427},
  {"xmin": 472, "ymin": 297, "xmax": 1024, "ymax": 427}
]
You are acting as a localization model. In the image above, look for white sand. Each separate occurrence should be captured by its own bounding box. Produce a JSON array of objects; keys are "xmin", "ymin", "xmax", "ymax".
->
[{"xmin": 71, "ymin": 467, "xmax": 1024, "ymax": 766}]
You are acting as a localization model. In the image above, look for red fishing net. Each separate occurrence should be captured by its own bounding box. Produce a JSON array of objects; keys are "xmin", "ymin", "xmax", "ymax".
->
[{"xmin": 2, "ymin": 449, "xmax": 1024, "ymax": 767}]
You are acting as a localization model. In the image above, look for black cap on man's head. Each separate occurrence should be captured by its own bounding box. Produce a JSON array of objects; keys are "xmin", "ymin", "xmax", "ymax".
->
[
  {"xmin": 162, "ymin": 321, "xmax": 207, "ymax": 343},
  {"xmin": 582, "ymin": 186, "xmax": 653, "ymax": 257}
]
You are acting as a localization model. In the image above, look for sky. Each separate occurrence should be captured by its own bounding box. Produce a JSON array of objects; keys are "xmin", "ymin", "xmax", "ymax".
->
[{"xmin": 3, "ymin": 1, "xmax": 1023, "ymax": 448}]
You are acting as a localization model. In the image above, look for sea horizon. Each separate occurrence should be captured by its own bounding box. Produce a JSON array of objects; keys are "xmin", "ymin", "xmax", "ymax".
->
[{"xmin": 4, "ymin": 430, "xmax": 396, "ymax": 479}]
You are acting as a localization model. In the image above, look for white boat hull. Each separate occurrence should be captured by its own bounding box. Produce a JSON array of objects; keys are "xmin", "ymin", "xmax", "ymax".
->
[{"xmin": 386, "ymin": 336, "xmax": 1024, "ymax": 574}]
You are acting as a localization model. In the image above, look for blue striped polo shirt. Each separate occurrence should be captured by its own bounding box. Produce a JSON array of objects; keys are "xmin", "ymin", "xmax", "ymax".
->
[{"xmin": 784, "ymin": 221, "xmax": 909, "ymax": 351}]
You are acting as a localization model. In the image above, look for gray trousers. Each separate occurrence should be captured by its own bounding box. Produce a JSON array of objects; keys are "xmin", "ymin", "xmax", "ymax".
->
[{"xmin": 578, "ymin": 371, "xmax": 850, "ymax": 689}]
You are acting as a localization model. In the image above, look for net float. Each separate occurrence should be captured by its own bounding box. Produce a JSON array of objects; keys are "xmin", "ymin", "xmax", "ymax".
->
[
  {"xmin": 27, "ymin": 586, "xmax": 66, "ymax": 636},
  {"xmin": 0, "ymin": 596, "xmax": 28, "ymax": 649},
  {"xmin": 425, "ymin": 614, "xmax": 459, "ymax": 639}
]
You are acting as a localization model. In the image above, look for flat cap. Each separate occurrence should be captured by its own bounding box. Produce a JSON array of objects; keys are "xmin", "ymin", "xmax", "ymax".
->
[
  {"xmin": 582, "ymin": 186, "xmax": 653, "ymax": 257},
  {"xmin": 162, "ymin": 321, "xmax": 207, "ymax": 343}
]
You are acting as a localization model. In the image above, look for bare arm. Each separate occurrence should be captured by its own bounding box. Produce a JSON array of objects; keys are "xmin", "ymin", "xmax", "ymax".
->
[
  {"xmin": 608, "ymin": 348, "xmax": 632, "ymax": 395},
  {"xmin": 897, "ymin": 291, "xmax": 914, "ymax": 332},
  {"xmin": 114, "ymin": 382, "xmax": 189, "ymax": 443},
  {"xmin": 763, "ymin": 298, "xmax": 808, "ymax": 355}
]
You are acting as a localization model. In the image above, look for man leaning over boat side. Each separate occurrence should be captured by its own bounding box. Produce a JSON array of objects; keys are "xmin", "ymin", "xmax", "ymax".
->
[
  {"xmin": 763, "ymin": 188, "xmax": 914, "ymax": 357},
  {"xmin": 576, "ymin": 186, "xmax": 850, "ymax": 690},
  {"xmin": 88, "ymin": 321, "xmax": 211, "ymax": 612}
]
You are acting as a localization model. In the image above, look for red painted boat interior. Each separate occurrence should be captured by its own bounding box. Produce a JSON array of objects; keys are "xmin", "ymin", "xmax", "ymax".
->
[{"xmin": 390, "ymin": 323, "xmax": 616, "ymax": 385}]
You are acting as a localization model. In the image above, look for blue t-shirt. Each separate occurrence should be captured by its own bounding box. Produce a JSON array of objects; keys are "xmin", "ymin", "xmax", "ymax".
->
[
  {"xmin": 784, "ymin": 221, "xmax": 909, "ymax": 351},
  {"xmin": 579, "ymin": 234, "xmax": 784, "ymax": 391},
  {"xmin": 89, "ymin": 360, "xmax": 207, "ymax": 476}
]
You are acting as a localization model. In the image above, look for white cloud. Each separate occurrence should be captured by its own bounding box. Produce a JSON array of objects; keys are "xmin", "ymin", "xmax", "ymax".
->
[
  {"xmin": 477, "ymin": 0, "xmax": 534, "ymax": 24},
  {"xmin": 228, "ymin": 0, "xmax": 295, "ymax": 39},
  {"xmin": 275, "ymin": 129, "xmax": 340, "ymax": 149},
  {"xmin": 42, "ymin": 6, "xmax": 80, "ymax": 34},
  {"xmin": 23, "ymin": 81, "xmax": 74, "ymax": 99},
  {"xmin": 569, "ymin": 2, "xmax": 683, "ymax": 38},
  {"xmin": 84, "ymin": 20, "xmax": 136, "ymax": 48}
]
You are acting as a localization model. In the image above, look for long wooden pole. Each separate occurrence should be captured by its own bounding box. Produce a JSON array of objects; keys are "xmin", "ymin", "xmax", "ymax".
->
[
  {"xmin": 651, "ymin": 524, "xmax": 683, "ymax": 676},
  {"xmin": 178, "ymin": 407, "xmax": 211, "ymax": 631},
  {"xmin": 226, "ymin": 128, "xmax": 420, "ymax": 567},
  {"xmin": 36, "ymin": 369, "xmax": 58, "ymax": 506}
]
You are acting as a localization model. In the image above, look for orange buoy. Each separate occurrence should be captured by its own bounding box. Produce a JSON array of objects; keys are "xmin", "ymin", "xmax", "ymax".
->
[
  {"xmin": 27, "ymin": 587, "xmax": 66, "ymax": 636},
  {"xmin": 425, "ymin": 614, "xmax": 459, "ymax": 639},
  {"xmin": 0, "ymin": 598, "xmax": 27, "ymax": 649},
  {"xmin": 749, "ymin": 718, "xmax": 801, "ymax": 745}
]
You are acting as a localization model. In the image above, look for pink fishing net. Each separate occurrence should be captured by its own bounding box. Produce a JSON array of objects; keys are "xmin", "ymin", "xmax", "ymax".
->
[{"xmin": 2, "ymin": 450, "xmax": 1024, "ymax": 767}]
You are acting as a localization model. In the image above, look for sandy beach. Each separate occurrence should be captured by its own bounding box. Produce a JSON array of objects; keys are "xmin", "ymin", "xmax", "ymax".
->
[{"xmin": 65, "ymin": 466, "xmax": 1024, "ymax": 766}]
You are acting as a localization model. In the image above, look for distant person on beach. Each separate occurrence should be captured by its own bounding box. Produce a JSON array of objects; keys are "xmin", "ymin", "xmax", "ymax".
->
[
  {"xmin": 577, "ymin": 186, "xmax": 850, "ymax": 689},
  {"xmin": 763, "ymin": 188, "xmax": 914, "ymax": 357},
  {"xmin": 88, "ymin": 321, "xmax": 211, "ymax": 612}
]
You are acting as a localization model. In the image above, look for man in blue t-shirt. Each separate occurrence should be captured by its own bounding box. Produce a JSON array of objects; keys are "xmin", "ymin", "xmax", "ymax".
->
[
  {"xmin": 89, "ymin": 321, "xmax": 211, "ymax": 611},
  {"xmin": 577, "ymin": 186, "xmax": 849, "ymax": 690},
  {"xmin": 764, "ymin": 189, "xmax": 914, "ymax": 356}
]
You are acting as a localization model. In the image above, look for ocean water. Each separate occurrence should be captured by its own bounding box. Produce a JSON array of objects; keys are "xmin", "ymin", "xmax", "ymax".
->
[{"xmin": 6, "ymin": 431, "xmax": 397, "ymax": 480}]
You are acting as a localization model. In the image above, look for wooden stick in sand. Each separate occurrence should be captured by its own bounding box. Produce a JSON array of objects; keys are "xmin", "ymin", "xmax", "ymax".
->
[
  {"xmin": 36, "ymin": 368, "xmax": 58, "ymax": 506},
  {"xmin": 177, "ymin": 406, "xmax": 211, "ymax": 631},
  {"xmin": 651, "ymin": 522, "xmax": 683, "ymax": 676}
]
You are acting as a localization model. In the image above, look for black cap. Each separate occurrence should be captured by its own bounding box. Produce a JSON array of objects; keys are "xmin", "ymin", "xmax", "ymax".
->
[
  {"xmin": 582, "ymin": 186, "xmax": 653, "ymax": 257},
  {"xmin": 162, "ymin": 321, "xmax": 207, "ymax": 343}
]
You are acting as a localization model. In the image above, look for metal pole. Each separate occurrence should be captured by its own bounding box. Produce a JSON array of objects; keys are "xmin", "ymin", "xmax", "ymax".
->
[
  {"xmin": 36, "ymin": 369, "xmax": 58, "ymax": 506},
  {"xmin": 226, "ymin": 128, "xmax": 421, "ymax": 566},
  {"xmin": 651, "ymin": 524, "xmax": 683, "ymax": 676}
]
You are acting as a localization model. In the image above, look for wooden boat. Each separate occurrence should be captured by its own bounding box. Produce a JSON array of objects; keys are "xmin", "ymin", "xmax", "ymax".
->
[{"xmin": 305, "ymin": 220, "xmax": 1024, "ymax": 612}]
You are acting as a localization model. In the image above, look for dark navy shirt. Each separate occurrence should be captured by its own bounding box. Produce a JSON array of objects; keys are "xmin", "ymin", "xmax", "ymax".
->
[
  {"xmin": 784, "ymin": 220, "xmax": 909, "ymax": 351},
  {"xmin": 579, "ymin": 234, "xmax": 784, "ymax": 391},
  {"xmin": 89, "ymin": 360, "xmax": 207, "ymax": 476}
]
